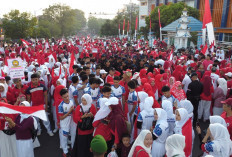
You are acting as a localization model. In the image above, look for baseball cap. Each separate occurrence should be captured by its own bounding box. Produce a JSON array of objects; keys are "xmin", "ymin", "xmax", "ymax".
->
[
  {"xmin": 100, "ymin": 69, "xmax": 107, "ymax": 74},
  {"xmin": 221, "ymin": 98, "xmax": 232, "ymax": 106},
  {"xmin": 225, "ymin": 72, "xmax": 232, "ymax": 78}
]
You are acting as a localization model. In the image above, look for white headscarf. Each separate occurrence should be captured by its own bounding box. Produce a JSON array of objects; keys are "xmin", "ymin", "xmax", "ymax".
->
[
  {"xmin": 93, "ymin": 98, "xmax": 111, "ymax": 122},
  {"xmin": 175, "ymin": 108, "xmax": 189, "ymax": 134},
  {"xmin": 143, "ymin": 97, "xmax": 154, "ymax": 113},
  {"xmin": 19, "ymin": 101, "xmax": 37, "ymax": 129},
  {"xmin": 138, "ymin": 91, "xmax": 148, "ymax": 111},
  {"xmin": 218, "ymin": 78, "xmax": 227, "ymax": 96},
  {"xmin": 165, "ymin": 134, "xmax": 186, "ymax": 157},
  {"xmin": 0, "ymin": 83, "xmax": 7, "ymax": 97},
  {"xmin": 28, "ymin": 65, "xmax": 35, "ymax": 72},
  {"xmin": 155, "ymin": 108, "xmax": 168, "ymax": 124},
  {"xmin": 179, "ymin": 100, "xmax": 194, "ymax": 119},
  {"xmin": 162, "ymin": 100, "xmax": 175, "ymax": 120},
  {"xmin": 209, "ymin": 115, "xmax": 227, "ymax": 127},
  {"xmin": 128, "ymin": 130, "xmax": 152, "ymax": 157},
  {"xmin": 80, "ymin": 94, "xmax": 92, "ymax": 112},
  {"xmin": 209, "ymin": 123, "xmax": 232, "ymax": 157}
]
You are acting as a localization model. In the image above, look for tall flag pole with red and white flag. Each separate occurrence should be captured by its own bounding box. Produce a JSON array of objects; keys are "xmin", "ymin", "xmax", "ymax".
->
[
  {"xmin": 118, "ymin": 23, "xmax": 120, "ymax": 38},
  {"xmin": 127, "ymin": 20, "xmax": 129, "ymax": 36},
  {"xmin": 20, "ymin": 39, "xmax": 30, "ymax": 47},
  {"xmin": 123, "ymin": 19, "xmax": 125, "ymax": 37},
  {"xmin": 135, "ymin": 16, "xmax": 138, "ymax": 39},
  {"xmin": 202, "ymin": 0, "xmax": 215, "ymax": 46},
  {"xmin": 158, "ymin": 8, "xmax": 162, "ymax": 41}
]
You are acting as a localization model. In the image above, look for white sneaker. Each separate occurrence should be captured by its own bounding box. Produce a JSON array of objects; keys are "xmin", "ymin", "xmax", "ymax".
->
[
  {"xmin": 48, "ymin": 131, "xmax": 54, "ymax": 136},
  {"xmin": 53, "ymin": 128, "xmax": 58, "ymax": 133},
  {"xmin": 37, "ymin": 130, "xmax": 41, "ymax": 136}
]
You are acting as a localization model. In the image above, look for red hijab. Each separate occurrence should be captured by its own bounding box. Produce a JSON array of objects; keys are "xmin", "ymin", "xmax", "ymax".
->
[
  {"xmin": 171, "ymin": 81, "xmax": 186, "ymax": 101},
  {"xmin": 139, "ymin": 69, "xmax": 147, "ymax": 79}
]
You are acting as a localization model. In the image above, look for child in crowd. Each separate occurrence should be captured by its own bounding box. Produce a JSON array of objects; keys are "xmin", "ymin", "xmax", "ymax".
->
[
  {"xmin": 69, "ymin": 76, "xmax": 79, "ymax": 106},
  {"xmin": 116, "ymin": 134, "xmax": 132, "ymax": 157}
]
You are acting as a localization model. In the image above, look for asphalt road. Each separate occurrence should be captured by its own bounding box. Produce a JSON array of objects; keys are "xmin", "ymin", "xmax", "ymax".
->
[{"xmin": 35, "ymin": 115, "xmax": 209, "ymax": 157}]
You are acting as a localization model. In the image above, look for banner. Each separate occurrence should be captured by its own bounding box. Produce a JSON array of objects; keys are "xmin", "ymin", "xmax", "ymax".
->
[{"xmin": 7, "ymin": 58, "xmax": 24, "ymax": 79}]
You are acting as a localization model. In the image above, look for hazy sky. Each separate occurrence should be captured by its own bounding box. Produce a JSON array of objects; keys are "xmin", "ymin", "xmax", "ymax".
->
[{"xmin": 0, "ymin": 0, "xmax": 138, "ymax": 19}]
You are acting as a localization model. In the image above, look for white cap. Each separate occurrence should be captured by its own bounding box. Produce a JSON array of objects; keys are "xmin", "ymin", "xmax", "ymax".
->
[
  {"xmin": 100, "ymin": 69, "xmax": 107, "ymax": 74},
  {"xmin": 225, "ymin": 72, "xmax": 232, "ymax": 77}
]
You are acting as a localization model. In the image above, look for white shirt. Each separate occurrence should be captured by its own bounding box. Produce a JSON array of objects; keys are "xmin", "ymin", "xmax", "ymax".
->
[
  {"xmin": 182, "ymin": 74, "xmax": 192, "ymax": 93},
  {"xmin": 58, "ymin": 100, "xmax": 74, "ymax": 131}
]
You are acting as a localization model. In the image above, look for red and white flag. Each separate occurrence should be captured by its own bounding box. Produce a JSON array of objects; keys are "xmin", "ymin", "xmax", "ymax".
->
[
  {"xmin": 123, "ymin": 19, "xmax": 125, "ymax": 36},
  {"xmin": 168, "ymin": 49, "xmax": 173, "ymax": 61},
  {"xmin": 0, "ymin": 103, "xmax": 47, "ymax": 121},
  {"xmin": 69, "ymin": 51, "xmax": 75, "ymax": 75},
  {"xmin": 210, "ymin": 40, "xmax": 215, "ymax": 53},
  {"xmin": 158, "ymin": 8, "xmax": 162, "ymax": 41},
  {"xmin": 202, "ymin": 43, "xmax": 208, "ymax": 55},
  {"xmin": 20, "ymin": 39, "xmax": 30, "ymax": 47},
  {"xmin": 202, "ymin": 0, "xmax": 215, "ymax": 46}
]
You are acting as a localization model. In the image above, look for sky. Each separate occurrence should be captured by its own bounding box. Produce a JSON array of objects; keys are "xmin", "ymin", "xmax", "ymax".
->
[{"xmin": 0, "ymin": 0, "xmax": 139, "ymax": 19}]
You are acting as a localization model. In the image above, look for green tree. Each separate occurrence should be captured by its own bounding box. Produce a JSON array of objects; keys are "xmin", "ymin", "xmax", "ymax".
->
[
  {"xmin": 1, "ymin": 10, "xmax": 37, "ymax": 39},
  {"xmin": 38, "ymin": 4, "xmax": 86, "ymax": 37},
  {"xmin": 88, "ymin": 16, "xmax": 106, "ymax": 35},
  {"xmin": 144, "ymin": 2, "xmax": 199, "ymax": 38}
]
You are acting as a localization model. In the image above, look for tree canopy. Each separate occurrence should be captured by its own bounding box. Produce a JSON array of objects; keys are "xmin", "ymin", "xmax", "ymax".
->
[
  {"xmin": 143, "ymin": 2, "xmax": 199, "ymax": 38},
  {"xmin": 1, "ymin": 10, "xmax": 37, "ymax": 39},
  {"xmin": 88, "ymin": 16, "xmax": 106, "ymax": 35}
]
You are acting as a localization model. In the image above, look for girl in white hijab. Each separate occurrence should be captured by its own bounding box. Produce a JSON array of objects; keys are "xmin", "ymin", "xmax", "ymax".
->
[
  {"xmin": 137, "ymin": 97, "xmax": 154, "ymax": 133},
  {"xmin": 138, "ymin": 91, "xmax": 149, "ymax": 111},
  {"xmin": 151, "ymin": 108, "xmax": 169, "ymax": 157},
  {"xmin": 128, "ymin": 130, "xmax": 152, "ymax": 157},
  {"xmin": 213, "ymin": 78, "xmax": 227, "ymax": 115},
  {"xmin": 165, "ymin": 134, "xmax": 186, "ymax": 157},
  {"xmin": 162, "ymin": 100, "xmax": 175, "ymax": 135},
  {"xmin": 174, "ymin": 108, "xmax": 193, "ymax": 157},
  {"xmin": 202, "ymin": 123, "xmax": 232, "ymax": 157},
  {"xmin": 80, "ymin": 94, "xmax": 93, "ymax": 112},
  {"xmin": 0, "ymin": 83, "xmax": 7, "ymax": 98},
  {"xmin": 209, "ymin": 115, "xmax": 227, "ymax": 127}
]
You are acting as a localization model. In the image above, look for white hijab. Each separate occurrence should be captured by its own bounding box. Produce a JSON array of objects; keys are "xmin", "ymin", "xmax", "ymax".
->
[
  {"xmin": 80, "ymin": 94, "xmax": 92, "ymax": 112},
  {"xmin": 138, "ymin": 91, "xmax": 148, "ymax": 111},
  {"xmin": 175, "ymin": 108, "xmax": 189, "ymax": 134},
  {"xmin": 162, "ymin": 100, "xmax": 175, "ymax": 120},
  {"xmin": 179, "ymin": 100, "xmax": 194, "ymax": 119},
  {"xmin": 143, "ymin": 97, "xmax": 154, "ymax": 114},
  {"xmin": 165, "ymin": 134, "xmax": 186, "ymax": 157},
  {"xmin": 128, "ymin": 130, "xmax": 152, "ymax": 157},
  {"xmin": 93, "ymin": 98, "xmax": 111, "ymax": 122},
  {"xmin": 0, "ymin": 83, "xmax": 7, "ymax": 97},
  {"xmin": 209, "ymin": 123, "xmax": 232, "ymax": 157},
  {"xmin": 218, "ymin": 78, "xmax": 227, "ymax": 96},
  {"xmin": 209, "ymin": 116, "xmax": 227, "ymax": 127},
  {"xmin": 155, "ymin": 108, "xmax": 168, "ymax": 125}
]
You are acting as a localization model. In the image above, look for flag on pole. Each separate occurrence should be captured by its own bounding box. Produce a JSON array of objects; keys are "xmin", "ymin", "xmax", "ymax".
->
[
  {"xmin": 0, "ymin": 102, "xmax": 47, "ymax": 121},
  {"xmin": 69, "ymin": 51, "xmax": 75, "ymax": 75},
  {"xmin": 210, "ymin": 40, "xmax": 215, "ymax": 52},
  {"xmin": 202, "ymin": 0, "xmax": 215, "ymax": 46},
  {"xmin": 135, "ymin": 16, "xmax": 138, "ymax": 39},
  {"xmin": 118, "ymin": 23, "xmax": 120, "ymax": 37},
  {"xmin": 123, "ymin": 19, "xmax": 125, "ymax": 36},
  {"xmin": 158, "ymin": 8, "xmax": 162, "ymax": 41},
  {"xmin": 168, "ymin": 49, "xmax": 174, "ymax": 61},
  {"xmin": 1, "ymin": 69, "xmax": 5, "ymax": 77},
  {"xmin": 20, "ymin": 39, "xmax": 30, "ymax": 47}
]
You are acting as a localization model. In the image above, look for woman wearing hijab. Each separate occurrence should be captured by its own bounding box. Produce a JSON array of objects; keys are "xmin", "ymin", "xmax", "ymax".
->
[
  {"xmin": 165, "ymin": 134, "xmax": 186, "ymax": 157},
  {"xmin": 199, "ymin": 75, "xmax": 214, "ymax": 121},
  {"xmin": 155, "ymin": 74, "xmax": 164, "ymax": 99},
  {"xmin": 0, "ymin": 82, "xmax": 11, "ymax": 103},
  {"xmin": 149, "ymin": 78, "xmax": 158, "ymax": 100},
  {"xmin": 209, "ymin": 115, "xmax": 227, "ymax": 127},
  {"xmin": 153, "ymin": 68, "xmax": 160, "ymax": 78},
  {"xmin": 200, "ymin": 123, "xmax": 232, "ymax": 157},
  {"xmin": 174, "ymin": 108, "xmax": 192, "ymax": 157},
  {"xmin": 128, "ymin": 130, "xmax": 152, "ymax": 157},
  {"xmin": 171, "ymin": 81, "xmax": 186, "ymax": 102},
  {"xmin": 172, "ymin": 65, "xmax": 184, "ymax": 82},
  {"xmin": 105, "ymin": 97, "xmax": 127, "ymax": 148},
  {"xmin": 5, "ymin": 101, "xmax": 36, "ymax": 157},
  {"xmin": 137, "ymin": 97, "xmax": 154, "ymax": 132},
  {"xmin": 151, "ymin": 108, "xmax": 169, "ymax": 157},
  {"xmin": 169, "ymin": 77, "xmax": 176, "ymax": 89},
  {"xmin": 72, "ymin": 94, "xmax": 97, "ymax": 157},
  {"xmin": 144, "ymin": 83, "xmax": 160, "ymax": 108},
  {"xmin": 213, "ymin": 78, "xmax": 227, "ymax": 115},
  {"xmin": 162, "ymin": 100, "xmax": 175, "ymax": 135}
]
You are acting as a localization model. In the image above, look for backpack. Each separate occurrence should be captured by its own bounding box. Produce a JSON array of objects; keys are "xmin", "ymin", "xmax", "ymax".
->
[{"xmin": 78, "ymin": 106, "xmax": 94, "ymax": 130}]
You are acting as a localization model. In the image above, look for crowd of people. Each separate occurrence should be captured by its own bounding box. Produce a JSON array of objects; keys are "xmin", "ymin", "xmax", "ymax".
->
[{"xmin": 0, "ymin": 37, "xmax": 232, "ymax": 157}]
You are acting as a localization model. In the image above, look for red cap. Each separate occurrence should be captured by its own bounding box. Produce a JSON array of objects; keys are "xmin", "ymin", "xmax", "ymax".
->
[{"xmin": 221, "ymin": 98, "xmax": 232, "ymax": 106}]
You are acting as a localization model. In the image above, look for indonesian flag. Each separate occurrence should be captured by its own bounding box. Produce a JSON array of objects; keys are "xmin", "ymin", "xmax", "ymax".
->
[
  {"xmin": 127, "ymin": 20, "xmax": 130, "ymax": 33},
  {"xmin": 123, "ymin": 19, "xmax": 125, "ymax": 35},
  {"xmin": 210, "ymin": 40, "xmax": 215, "ymax": 53},
  {"xmin": 202, "ymin": 0, "xmax": 215, "ymax": 46},
  {"xmin": 182, "ymin": 118, "xmax": 192, "ymax": 157},
  {"xmin": 45, "ymin": 40, "xmax": 50, "ymax": 50},
  {"xmin": 158, "ymin": 8, "xmax": 161, "ymax": 28},
  {"xmin": 69, "ymin": 51, "xmax": 75, "ymax": 75},
  {"xmin": 1, "ymin": 69, "xmax": 5, "ymax": 77},
  {"xmin": 135, "ymin": 16, "xmax": 138, "ymax": 31},
  {"xmin": 202, "ymin": 43, "xmax": 208, "ymax": 55},
  {"xmin": 0, "ymin": 103, "xmax": 47, "ymax": 121},
  {"xmin": 20, "ymin": 39, "xmax": 30, "ymax": 47}
]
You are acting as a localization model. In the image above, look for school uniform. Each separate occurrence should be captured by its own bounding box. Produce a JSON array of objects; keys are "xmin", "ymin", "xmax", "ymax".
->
[
  {"xmin": 84, "ymin": 86, "xmax": 100, "ymax": 108},
  {"xmin": 127, "ymin": 91, "xmax": 138, "ymax": 125},
  {"xmin": 111, "ymin": 84, "xmax": 125, "ymax": 106},
  {"xmin": 58, "ymin": 100, "xmax": 76, "ymax": 153},
  {"xmin": 69, "ymin": 84, "xmax": 78, "ymax": 106}
]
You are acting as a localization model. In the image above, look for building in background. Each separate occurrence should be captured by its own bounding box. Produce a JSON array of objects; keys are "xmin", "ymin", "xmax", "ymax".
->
[{"xmin": 137, "ymin": 0, "xmax": 232, "ymax": 43}]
